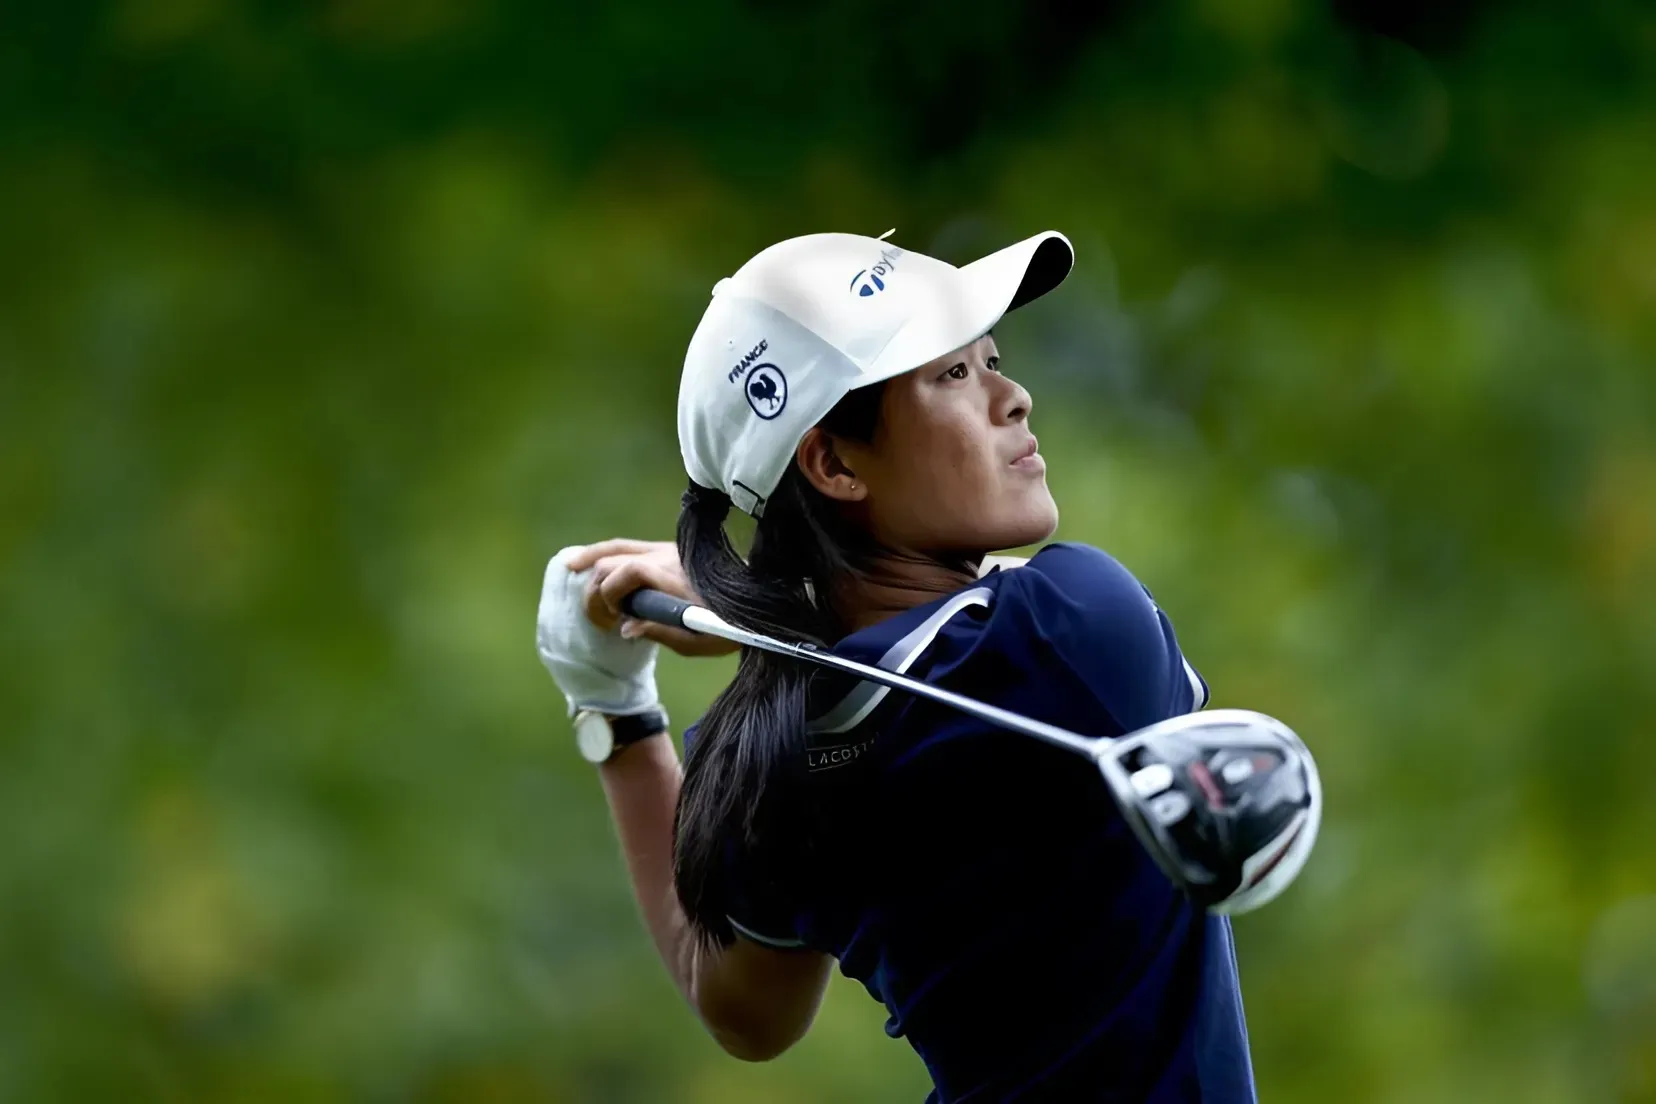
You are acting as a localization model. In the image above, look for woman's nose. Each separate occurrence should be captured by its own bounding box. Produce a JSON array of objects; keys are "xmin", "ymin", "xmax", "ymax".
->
[{"xmin": 995, "ymin": 373, "xmax": 1033, "ymax": 424}]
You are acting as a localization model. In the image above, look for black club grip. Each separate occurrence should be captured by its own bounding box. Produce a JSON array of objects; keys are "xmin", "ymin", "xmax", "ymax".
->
[{"xmin": 621, "ymin": 588, "xmax": 695, "ymax": 628}]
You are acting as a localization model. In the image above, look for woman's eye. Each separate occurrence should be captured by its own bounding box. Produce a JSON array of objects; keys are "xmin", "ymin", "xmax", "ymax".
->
[
  {"xmin": 986, "ymin": 357, "xmax": 1001, "ymax": 373},
  {"xmin": 946, "ymin": 363, "xmax": 969, "ymax": 380}
]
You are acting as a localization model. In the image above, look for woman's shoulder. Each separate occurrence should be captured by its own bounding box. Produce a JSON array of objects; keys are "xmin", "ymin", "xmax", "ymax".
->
[
  {"xmin": 998, "ymin": 542, "xmax": 1200, "ymax": 727},
  {"xmin": 1024, "ymin": 540, "xmax": 1122, "ymax": 568},
  {"xmin": 1011, "ymin": 542, "xmax": 1159, "ymax": 607},
  {"xmin": 821, "ymin": 542, "xmax": 1162, "ymax": 678}
]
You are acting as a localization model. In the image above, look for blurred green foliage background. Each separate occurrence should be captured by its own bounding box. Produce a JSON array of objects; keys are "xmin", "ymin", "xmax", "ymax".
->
[{"xmin": 2, "ymin": 1, "xmax": 1654, "ymax": 1101}]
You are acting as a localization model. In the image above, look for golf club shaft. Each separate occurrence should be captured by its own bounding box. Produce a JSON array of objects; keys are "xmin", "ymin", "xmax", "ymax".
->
[{"xmin": 622, "ymin": 588, "xmax": 1099, "ymax": 759}]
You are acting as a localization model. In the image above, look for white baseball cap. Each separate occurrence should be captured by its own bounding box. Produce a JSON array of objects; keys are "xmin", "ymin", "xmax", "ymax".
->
[{"xmin": 677, "ymin": 229, "xmax": 1075, "ymax": 517}]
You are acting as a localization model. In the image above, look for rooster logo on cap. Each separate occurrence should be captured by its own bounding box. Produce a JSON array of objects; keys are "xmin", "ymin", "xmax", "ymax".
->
[{"xmin": 744, "ymin": 364, "xmax": 787, "ymax": 420}]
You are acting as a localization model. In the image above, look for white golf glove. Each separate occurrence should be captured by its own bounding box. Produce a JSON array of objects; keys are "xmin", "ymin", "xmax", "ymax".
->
[{"xmin": 535, "ymin": 546, "xmax": 660, "ymax": 717}]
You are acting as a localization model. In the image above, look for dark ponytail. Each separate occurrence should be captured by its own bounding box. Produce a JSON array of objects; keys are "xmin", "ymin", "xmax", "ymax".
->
[{"xmin": 673, "ymin": 383, "xmax": 886, "ymax": 947}]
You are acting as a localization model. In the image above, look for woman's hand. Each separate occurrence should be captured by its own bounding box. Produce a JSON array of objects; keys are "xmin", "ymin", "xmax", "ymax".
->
[{"xmin": 567, "ymin": 539, "xmax": 739, "ymax": 658}]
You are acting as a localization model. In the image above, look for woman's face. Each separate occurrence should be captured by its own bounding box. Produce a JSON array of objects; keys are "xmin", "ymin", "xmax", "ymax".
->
[{"xmin": 829, "ymin": 335, "xmax": 1059, "ymax": 555}]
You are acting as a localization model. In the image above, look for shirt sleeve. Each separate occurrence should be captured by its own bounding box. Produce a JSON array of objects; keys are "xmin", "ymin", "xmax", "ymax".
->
[
  {"xmin": 1017, "ymin": 543, "xmax": 1209, "ymax": 731},
  {"xmin": 680, "ymin": 721, "xmax": 808, "ymax": 949},
  {"xmin": 722, "ymin": 849, "xmax": 808, "ymax": 950}
]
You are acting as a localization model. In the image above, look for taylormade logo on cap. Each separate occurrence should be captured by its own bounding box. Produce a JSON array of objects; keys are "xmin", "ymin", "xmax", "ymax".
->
[
  {"xmin": 849, "ymin": 246, "xmax": 903, "ymax": 297},
  {"xmin": 678, "ymin": 228, "xmax": 1075, "ymax": 518}
]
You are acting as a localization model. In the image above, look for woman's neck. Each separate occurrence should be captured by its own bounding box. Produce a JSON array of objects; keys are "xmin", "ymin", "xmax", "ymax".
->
[{"xmin": 834, "ymin": 549, "xmax": 983, "ymax": 633}]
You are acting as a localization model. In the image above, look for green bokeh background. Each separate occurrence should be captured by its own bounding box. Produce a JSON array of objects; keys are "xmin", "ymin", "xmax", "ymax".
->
[{"xmin": 2, "ymin": 2, "xmax": 1654, "ymax": 1101}]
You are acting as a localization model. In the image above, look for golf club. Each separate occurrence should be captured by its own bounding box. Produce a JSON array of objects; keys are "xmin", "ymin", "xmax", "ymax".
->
[{"xmin": 622, "ymin": 587, "xmax": 1322, "ymax": 915}]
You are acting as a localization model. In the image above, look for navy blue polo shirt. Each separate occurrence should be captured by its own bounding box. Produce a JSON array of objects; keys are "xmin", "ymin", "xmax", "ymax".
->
[{"xmin": 684, "ymin": 543, "xmax": 1256, "ymax": 1103}]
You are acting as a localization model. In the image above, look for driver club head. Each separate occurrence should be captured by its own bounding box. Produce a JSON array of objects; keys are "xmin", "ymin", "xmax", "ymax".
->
[{"xmin": 1094, "ymin": 709, "xmax": 1323, "ymax": 915}]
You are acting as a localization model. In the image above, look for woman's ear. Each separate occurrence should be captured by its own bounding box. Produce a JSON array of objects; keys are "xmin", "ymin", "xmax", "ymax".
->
[{"xmin": 796, "ymin": 427, "xmax": 869, "ymax": 504}]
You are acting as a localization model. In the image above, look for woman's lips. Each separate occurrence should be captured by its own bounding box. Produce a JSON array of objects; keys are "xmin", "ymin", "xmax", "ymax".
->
[{"xmin": 1010, "ymin": 436, "xmax": 1044, "ymax": 472}]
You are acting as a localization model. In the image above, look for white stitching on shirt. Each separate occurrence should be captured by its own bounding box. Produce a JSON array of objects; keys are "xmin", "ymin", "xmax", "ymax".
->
[{"xmin": 806, "ymin": 587, "xmax": 993, "ymax": 735}]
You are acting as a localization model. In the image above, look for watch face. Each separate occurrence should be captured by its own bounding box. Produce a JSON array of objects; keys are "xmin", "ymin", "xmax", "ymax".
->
[{"xmin": 574, "ymin": 712, "xmax": 614, "ymax": 764}]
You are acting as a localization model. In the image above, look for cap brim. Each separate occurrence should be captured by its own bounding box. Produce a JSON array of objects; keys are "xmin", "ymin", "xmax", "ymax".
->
[
  {"xmin": 958, "ymin": 229, "xmax": 1075, "ymax": 313},
  {"xmin": 862, "ymin": 230, "xmax": 1075, "ymax": 383}
]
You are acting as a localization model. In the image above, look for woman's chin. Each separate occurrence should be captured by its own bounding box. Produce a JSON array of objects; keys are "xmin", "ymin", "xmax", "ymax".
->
[{"xmin": 998, "ymin": 492, "xmax": 1060, "ymax": 550}]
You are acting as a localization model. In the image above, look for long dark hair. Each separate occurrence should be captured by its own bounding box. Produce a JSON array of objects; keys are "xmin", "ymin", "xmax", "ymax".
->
[{"xmin": 673, "ymin": 382, "xmax": 887, "ymax": 947}]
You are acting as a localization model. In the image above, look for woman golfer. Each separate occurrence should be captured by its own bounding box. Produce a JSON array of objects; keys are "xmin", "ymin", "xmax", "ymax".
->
[{"xmin": 537, "ymin": 231, "xmax": 1261, "ymax": 1101}]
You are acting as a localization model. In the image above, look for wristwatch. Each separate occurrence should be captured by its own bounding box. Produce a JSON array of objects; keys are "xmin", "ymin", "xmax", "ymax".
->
[{"xmin": 574, "ymin": 706, "xmax": 670, "ymax": 764}]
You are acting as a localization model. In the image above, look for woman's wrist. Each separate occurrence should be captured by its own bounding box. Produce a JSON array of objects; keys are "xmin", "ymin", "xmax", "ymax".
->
[{"xmin": 598, "ymin": 729, "xmax": 677, "ymax": 775}]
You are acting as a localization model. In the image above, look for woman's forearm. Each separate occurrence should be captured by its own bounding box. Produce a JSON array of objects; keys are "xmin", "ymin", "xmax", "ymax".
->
[
  {"xmin": 594, "ymin": 731, "xmax": 833, "ymax": 1060},
  {"xmin": 596, "ymin": 732, "xmax": 700, "ymax": 1000}
]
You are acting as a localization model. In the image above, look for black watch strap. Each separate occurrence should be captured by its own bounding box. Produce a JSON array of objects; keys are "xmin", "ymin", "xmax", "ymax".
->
[{"xmin": 608, "ymin": 706, "xmax": 670, "ymax": 751}]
